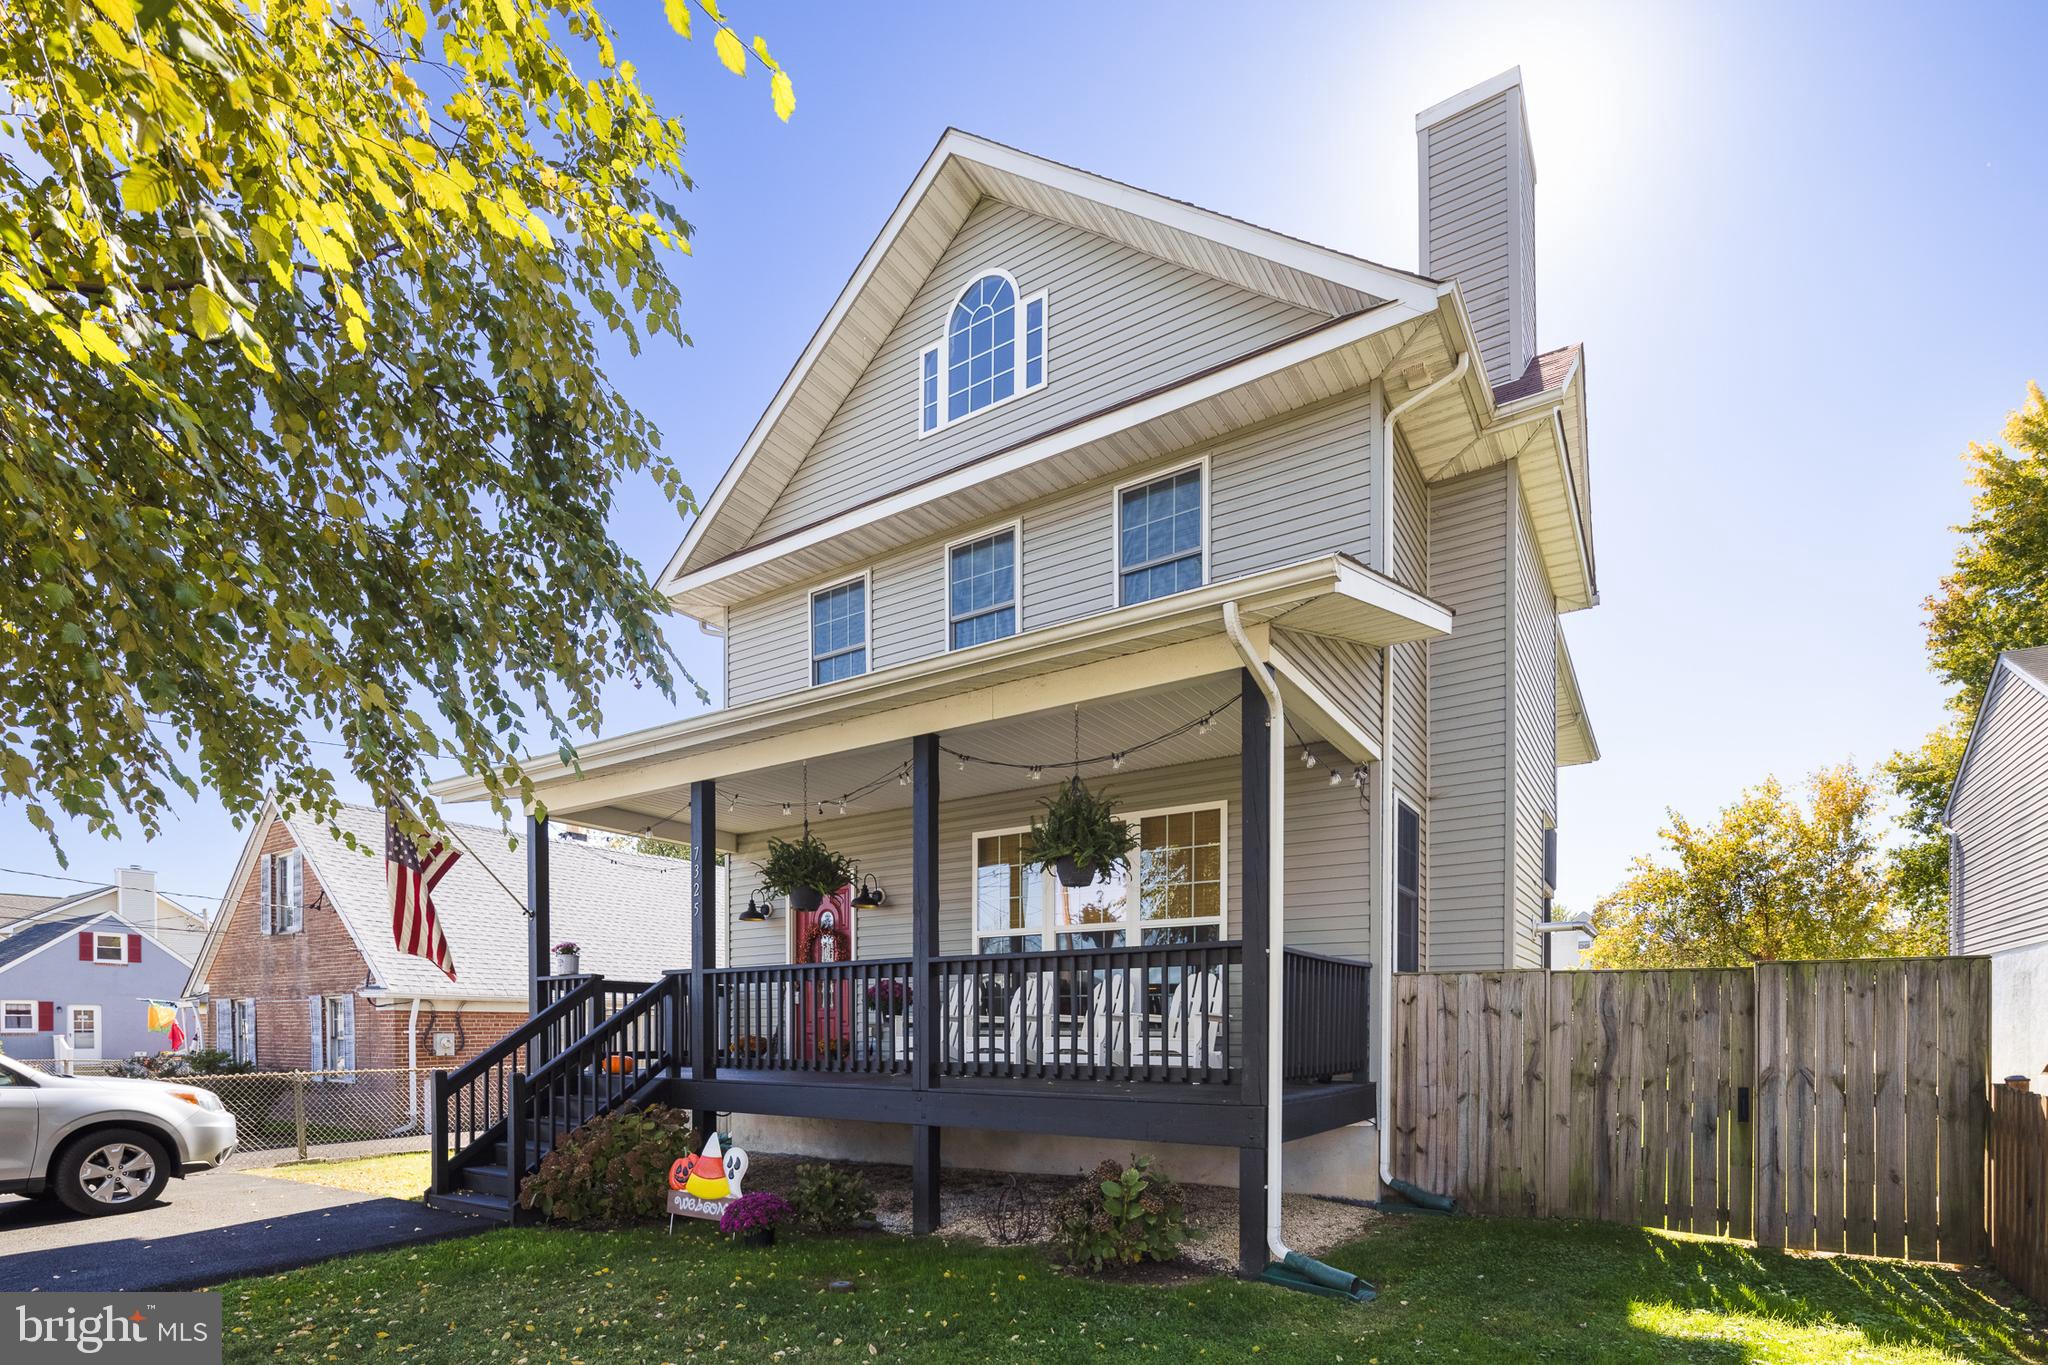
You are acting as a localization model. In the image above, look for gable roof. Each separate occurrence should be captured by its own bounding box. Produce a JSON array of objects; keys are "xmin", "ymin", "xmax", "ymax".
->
[
  {"xmin": 657, "ymin": 129, "xmax": 1446, "ymax": 596},
  {"xmin": 0, "ymin": 891, "xmax": 64, "ymax": 927},
  {"xmin": 0, "ymin": 908, "xmax": 195, "ymax": 973},
  {"xmin": 1944, "ymin": 647, "xmax": 2048, "ymax": 823},
  {"xmin": 186, "ymin": 801, "xmax": 693, "ymax": 1002}
]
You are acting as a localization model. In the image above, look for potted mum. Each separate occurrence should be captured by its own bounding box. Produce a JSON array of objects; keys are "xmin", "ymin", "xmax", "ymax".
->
[
  {"xmin": 757, "ymin": 831, "xmax": 859, "ymax": 913},
  {"xmin": 550, "ymin": 941, "xmax": 581, "ymax": 975},
  {"xmin": 1028, "ymin": 779, "xmax": 1138, "ymax": 888},
  {"xmin": 719, "ymin": 1190, "xmax": 792, "ymax": 1247}
]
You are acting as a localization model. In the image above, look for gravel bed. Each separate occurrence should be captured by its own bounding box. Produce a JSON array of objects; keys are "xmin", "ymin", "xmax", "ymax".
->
[{"xmin": 741, "ymin": 1152, "xmax": 1378, "ymax": 1276}]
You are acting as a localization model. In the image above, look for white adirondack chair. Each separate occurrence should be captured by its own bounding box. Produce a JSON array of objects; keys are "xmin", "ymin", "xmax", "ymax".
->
[
  {"xmin": 1164, "ymin": 967, "xmax": 1226, "ymax": 1073},
  {"xmin": 1003, "ymin": 971, "xmax": 1058, "ymax": 1069}
]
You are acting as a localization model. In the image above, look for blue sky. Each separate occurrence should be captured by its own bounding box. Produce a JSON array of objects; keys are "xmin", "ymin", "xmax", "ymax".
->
[{"xmin": 6, "ymin": 0, "xmax": 2046, "ymax": 922}]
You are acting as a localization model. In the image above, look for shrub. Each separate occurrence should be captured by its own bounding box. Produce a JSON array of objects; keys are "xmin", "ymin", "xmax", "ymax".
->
[
  {"xmin": 1048, "ymin": 1156, "xmax": 1187, "ymax": 1271},
  {"xmin": 719, "ymin": 1190, "xmax": 791, "ymax": 1238},
  {"xmin": 519, "ymin": 1103, "xmax": 695, "ymax": 1222},
  {"xmin": 788, "ymin": 1162, "xmax": 877, "ymax": 1231},
  {"xmin": 108, "ymin": 1048, "xmax": 255, "ymax": 1079}
]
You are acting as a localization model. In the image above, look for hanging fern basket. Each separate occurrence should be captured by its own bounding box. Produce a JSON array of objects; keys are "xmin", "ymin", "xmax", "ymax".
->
[
  {"xmin": 787, "ymin": 886, "xmax": 825, "ymax": 912},
  {"xmin": 1052, "ymin": 855, "xmax": 1099, "ymax": 888}
]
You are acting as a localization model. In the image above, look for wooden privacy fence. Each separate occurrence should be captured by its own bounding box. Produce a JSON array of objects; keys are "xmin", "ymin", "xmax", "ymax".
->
[
  {"xmin": 1389, "ymin": 957, "xmax": 1991, "ymax": 1264},
  {"xmin": 1990, "ymin": 1079, "xmax": 2048, "ymax": 1304}
]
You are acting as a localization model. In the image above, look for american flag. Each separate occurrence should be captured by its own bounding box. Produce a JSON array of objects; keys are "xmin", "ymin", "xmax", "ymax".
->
[{"xmin": 387, "ymin": 813, "xmax": 460, "ymax": 981}]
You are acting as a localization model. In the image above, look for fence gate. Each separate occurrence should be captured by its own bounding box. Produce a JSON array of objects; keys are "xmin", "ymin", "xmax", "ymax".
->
[{"xmin": 1389, "ymin": 957, "xmax": 1991, "ymax": 1264}]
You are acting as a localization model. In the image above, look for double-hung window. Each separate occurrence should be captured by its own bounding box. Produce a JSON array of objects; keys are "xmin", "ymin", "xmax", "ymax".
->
[
  {"xmin": 1117, "ymin": 465, "xmax": 1205, "ymax": 606},
  {"xmin": 1, "ymin": 1001, "xmax": 32, "ymax": 1033},
  {"xmin": 93, "ymin": 932, "xmax": 126, "ymax": 963},
  {"xmin": 971, "ymin": 802, "xmax": 1227, "ymax": 952},
  {"xmin": 810, "ymin": 577, "xmax": 868, "ymax": 685},
  {"xmin": 948, "ymin": 527, "xmax": 1017, "ymax": 649}
]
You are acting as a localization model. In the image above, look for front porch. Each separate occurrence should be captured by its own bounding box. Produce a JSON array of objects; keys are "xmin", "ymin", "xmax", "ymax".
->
[{"xmin": 431, "ymin": 573, "xmax": 1439, "ymax": 1271}]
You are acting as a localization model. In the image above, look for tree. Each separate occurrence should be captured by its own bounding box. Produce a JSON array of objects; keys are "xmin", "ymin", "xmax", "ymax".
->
[
  {"xmin": 1884, "ymin": 381, "xmax": 2048, "ymax": 930},
  {"xmin": 1588, "ymin": 765, "xmax": 1924, "ymax": 968},
  {"xmin": 0, "ymin": 0, "xmax": 793, "ymax": 858}
]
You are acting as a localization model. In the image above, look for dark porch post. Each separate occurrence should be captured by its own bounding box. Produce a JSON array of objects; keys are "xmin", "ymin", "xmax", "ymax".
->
[
  {"xmin": 910, "ymin": 732, "xmax": 942, "ymax": 1234},
  {"xmin": 1238, "ymin": 667, "xmax": 1271, "ymax": 1278},
  {"xmin": 527, "ymin": 814, "xmax": 551, "ymax": 1019},
  {"xmin": 689, "ymin": 779, "xmax": 719, "ymax": 1139}
]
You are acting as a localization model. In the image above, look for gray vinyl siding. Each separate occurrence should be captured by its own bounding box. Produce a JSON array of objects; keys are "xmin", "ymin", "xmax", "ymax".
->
[
  {"xmin": 1950, "ymin": 666, "xmax": 2048, "ymax": 955},
  {"xmin": 726, "ymin": 588, "xmax": 812, "ymax": 706},
  {"xmin": 747, "ymin": 198, "xmax": 1328, "ymax": 545},
  {"xmin": 722, "ymin": 754, "xmax": 1374, "ymax": 968},
  {"xmin": 1507, "ymin": 493, "xmax": 1557, "ymax": 969},
  {"xmin": 727, "ymin": 394, "xmax": 1381, "ymax": 700},
  {"xmin": 1387, "ymin": 436, "xmax": 1431, "ymax": 957},
  {"xmin": 1420, "ymin": 88, "xmax": 1532, "ymax": 388},
  {"xmin": 1425, "ymin": 465, "xmax": 1512, "ymax": 969},
  {"xmin": 1273, "ymin": 628, "xmax": 1382, "ymax": 755},
  {"xmin": 1209, "ymin": 392, "xmax": 1375, "ymax": 578}
]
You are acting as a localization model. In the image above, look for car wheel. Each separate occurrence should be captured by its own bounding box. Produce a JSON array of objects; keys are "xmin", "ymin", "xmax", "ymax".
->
[{"xmin": 53, "ymin": 1130, "xmax": 172, "ymax": 1216}]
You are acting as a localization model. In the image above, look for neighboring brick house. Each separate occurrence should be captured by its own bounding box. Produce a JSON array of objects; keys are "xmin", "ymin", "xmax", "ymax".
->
[{"xmin": 184, "ymin": 798, "xmax": 691, "ymax": 1078}]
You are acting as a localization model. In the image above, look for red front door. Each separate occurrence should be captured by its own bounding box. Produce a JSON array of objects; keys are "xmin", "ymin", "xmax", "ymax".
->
[{"xmin": 793, "ymin": 887, "xmax": 854, "ymax": 1060}]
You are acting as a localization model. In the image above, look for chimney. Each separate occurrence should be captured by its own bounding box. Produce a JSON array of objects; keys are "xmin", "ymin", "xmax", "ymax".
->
[
  {"xmin": 116, "ymin": 865, "xmax": 158, "ymax": 936},
  {"xmin": 1417, "ymin": 68, "xmax": 1537, "ymax": 389}
]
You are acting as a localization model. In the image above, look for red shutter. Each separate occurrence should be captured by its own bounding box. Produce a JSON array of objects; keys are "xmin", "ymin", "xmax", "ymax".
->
[
  {"xmin": 37, "ymin": 1002, "xmax": 53, "ymax": 1031},
  {"xmin": 78, "ymin": 931, "xmax": 92, "ymax": 961},
  {"xmin": 128, "ymin": 933, "xmax": 142, "ymax": 963}
]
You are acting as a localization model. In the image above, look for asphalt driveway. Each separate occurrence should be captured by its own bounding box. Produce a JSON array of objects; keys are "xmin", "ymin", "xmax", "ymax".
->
[{"xmin": 0, "ymin": 1169, "xmax": 485, "ymax": 1292}]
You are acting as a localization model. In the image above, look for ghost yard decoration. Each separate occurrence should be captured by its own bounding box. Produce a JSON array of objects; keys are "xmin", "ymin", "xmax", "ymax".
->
[{"xmin": 667, "ymin": 1133, "xmax": 750, "ymax": 1227}]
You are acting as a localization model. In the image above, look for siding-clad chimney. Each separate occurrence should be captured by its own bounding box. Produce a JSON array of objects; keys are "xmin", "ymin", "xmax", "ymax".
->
[
  {"xmin": 116, "ymin": 865, "xmax": 157, "ymax": 936},
  {"xmin": 1417, "ymin": 68, "xmax": 1537, "ymax": 388}
]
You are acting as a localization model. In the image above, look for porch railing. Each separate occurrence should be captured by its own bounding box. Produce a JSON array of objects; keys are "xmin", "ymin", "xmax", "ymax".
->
[
  {"xmin": 709, "ymin": 958, "xmax": 915, "ymax": 1076},
  {"xmin": 1281, "ymin": 948, "xmax": 1371, "ymax": 1082},
  {"xmin": 933, "ymin": 940, "xmax": 1243, "ymax": 1085},
  {"xmin": 431, "ymin": 975, "xmax": 601, "ymax": 1193}
]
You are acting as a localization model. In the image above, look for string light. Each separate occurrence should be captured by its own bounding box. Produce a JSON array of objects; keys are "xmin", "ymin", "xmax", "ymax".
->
[
  {"xmin": 1111, "ymin": 754, "xmax": 1124, "ymax": 770},
  {"xmin": 1301, "ymin": 748, "xmax": 1317, "ymax": 769},
  {"xmin": 781, "ymin": 803, "xmax": 792, "ymax": 817},
  {"xmin": 1028, "ymin": 766, "xmax": 1042, "ymax": 781},
  {"xmin": 1329, "ymin": 767, "xmax": 1344, "ymax": 787}
]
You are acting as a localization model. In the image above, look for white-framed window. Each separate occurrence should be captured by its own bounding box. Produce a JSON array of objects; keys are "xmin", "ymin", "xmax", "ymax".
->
[
  {"xmin": 809, "ymin": 574, "xmax": 869, "ymax": 685},
  {"xmin": 946, "ymin": 523, "xmax": 1019, "ymax": 650},
  {"xmin": 970, "ymin": 801, "xmax": 1228, "ymax": 952},
  {"xmin": 224, "ymin": 997, "xmax": 256, "ymax": 1064},
  {"xmin": 1115, "ymin": 462, "xmax": 1207, "ymax": 606},
  {"xmin": 918, "ymin": 271, "xmax": 1048, "ymax": 434},
  {"xmin": 92, "ymin": 932, "xmax": 127, "ymax": 963},
  {"xmin": 0, "ymin": 1001, "xmax": 33, "ymax": 1034},
  {"xmin": 312, "ymin": 994, "xmax": 356, "ymax": 1080},
  {"xmin": 258, "ymin": 849, "xmax": 304, "ymax": 935}
]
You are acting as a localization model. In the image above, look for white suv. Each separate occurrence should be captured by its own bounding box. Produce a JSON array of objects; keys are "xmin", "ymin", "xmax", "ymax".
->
[{"xmin": 0, "ymin": 1054, "xmax": 238, "ymax": 1216}]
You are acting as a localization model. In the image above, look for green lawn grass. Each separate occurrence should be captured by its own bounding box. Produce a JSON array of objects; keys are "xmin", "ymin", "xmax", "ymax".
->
[{"xmin": 215, "ymin": 1211, "xmax": 2043, "ymax": 1363}]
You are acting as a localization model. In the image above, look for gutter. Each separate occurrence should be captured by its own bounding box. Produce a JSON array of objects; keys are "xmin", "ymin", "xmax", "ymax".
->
[{"xmin": 1221, "ymin": 601, "xmax": 1290, "ymax": 1266}]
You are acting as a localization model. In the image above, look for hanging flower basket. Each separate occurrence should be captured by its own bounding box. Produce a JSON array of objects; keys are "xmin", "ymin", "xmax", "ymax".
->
[
  {"xmin": 1029, "ymin": 779, "xmax": 1137, "ymax": 888},
  {"xmin": 757, "ymin": 832, "xmax": 858, "ymax": 916}
]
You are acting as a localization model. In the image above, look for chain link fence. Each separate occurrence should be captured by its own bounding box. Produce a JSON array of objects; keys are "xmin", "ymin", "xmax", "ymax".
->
[{"xmin": 12, "ymin": 1062, "xmax": 432, "ymax": 1157}]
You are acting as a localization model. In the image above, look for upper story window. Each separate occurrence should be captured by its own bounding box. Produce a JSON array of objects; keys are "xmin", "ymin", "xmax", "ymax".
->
[
  {"xmin": 920, "ymin": 272, "xmax": 1048, "ymax": 434},
  {"xmin": 1117, "ymin": 465, "xmax": 1206, "ymax": 606},
  {"xmin": 810, "ymin": 576, "xmax": 868, "ymax": 685},
  {"xmin": 93, "ymin": 932, "xmax": 127, "ymax": 963},
  {"xmin": 259, "ymin": 849, "xmax": 303, "ymax": 935},
  {"xmin": 948, "ymin": 527, "xmax": 1017, "ymax": 650}
]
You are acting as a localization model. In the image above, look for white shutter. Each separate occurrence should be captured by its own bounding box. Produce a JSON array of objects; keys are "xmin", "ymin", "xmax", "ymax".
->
[
  {"xmin": 287, "ymin": 852, "xmax": 304, "ymax": 932},
  {"xmin": 241, "ymin": 999, "xmax": 257, "ymax": 1065},
  {"xmin": 339, "ymin": 996, "xmax": 356, "ymax": 1079},
  {"xmin": 258, "ymin": 853, "xmax": 273, "ymax": 935},
  {"xmin": 307, "ymin": 997, "xmax": 325, "ymax": 1072}
]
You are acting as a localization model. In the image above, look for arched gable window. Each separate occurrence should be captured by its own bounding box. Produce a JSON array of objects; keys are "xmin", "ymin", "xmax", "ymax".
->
[{"xmin": 920, "ymin": 272, "xmax": 1047, "ymax": 433}]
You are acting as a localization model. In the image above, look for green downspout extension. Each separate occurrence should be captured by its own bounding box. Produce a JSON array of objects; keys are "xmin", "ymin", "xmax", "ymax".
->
[{"xmin": 1257, "ymin": 1250, "xmax": 1377, "ymax": 1303}]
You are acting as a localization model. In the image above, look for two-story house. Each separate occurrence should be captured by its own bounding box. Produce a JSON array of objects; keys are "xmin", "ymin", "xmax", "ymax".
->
[{"xmin": 427, "ymin": 69, "xmax": 1598, "ymax": 1272}]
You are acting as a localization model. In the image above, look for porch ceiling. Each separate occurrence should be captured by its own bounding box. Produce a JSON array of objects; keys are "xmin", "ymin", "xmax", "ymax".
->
[{"xmin": 568, "ymin": 671, "xmax": 1313, "ymax": 843}]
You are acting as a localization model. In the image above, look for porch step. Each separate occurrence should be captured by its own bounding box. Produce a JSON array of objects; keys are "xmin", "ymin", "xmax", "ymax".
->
[
  {"xmin": 425, "ymin": 1188, "xmax": 512, "ymax": 1222},
  {"xmin": 460, "ymin": 1163, "xmax": 513, "ymax": 1198}
]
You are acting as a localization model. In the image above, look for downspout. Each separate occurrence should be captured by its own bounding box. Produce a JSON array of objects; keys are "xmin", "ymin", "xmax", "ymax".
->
[
  {"xmin": 1373, "ymin": 350, "xmax": 1470, "ymax": 1189},
  {"xmin": 393, "ymin": 996, "xmax": 422, "ymax": 1136},
  {"xmin": 1221, "ymin": 601, "xmax": 1289, "ymax": 1264}
]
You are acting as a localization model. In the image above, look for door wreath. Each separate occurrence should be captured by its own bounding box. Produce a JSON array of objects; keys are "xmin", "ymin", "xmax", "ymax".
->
[{"xmin": 799, "ymin": 908, "xmax": 852, "ymax": 964}]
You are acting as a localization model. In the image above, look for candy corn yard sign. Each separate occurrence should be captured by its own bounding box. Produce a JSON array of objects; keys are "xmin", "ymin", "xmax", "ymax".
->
[{"xmin": 668, "ymin": 1133, "xmax": 750, "ymax": 1224}]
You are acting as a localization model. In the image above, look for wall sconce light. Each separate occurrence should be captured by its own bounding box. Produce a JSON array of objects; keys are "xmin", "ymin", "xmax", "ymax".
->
[
  {"xmin": 852, "ymin": 874, "xmax": 888, "ymax": 909},
  {"xmin": 738, "ymin": 894, "xmax": 775, "ymax": 922}
]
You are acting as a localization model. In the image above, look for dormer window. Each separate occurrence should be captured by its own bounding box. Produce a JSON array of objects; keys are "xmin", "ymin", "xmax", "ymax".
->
[{"xmin": 920, "ymin": 272, "xmax": 1047, "ymax": 434}]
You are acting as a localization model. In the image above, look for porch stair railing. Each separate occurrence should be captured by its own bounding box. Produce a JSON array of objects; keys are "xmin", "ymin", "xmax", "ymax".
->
[{"xmin": 428, "ymin": 973, "xmax": 682, "ymax": 1222}]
